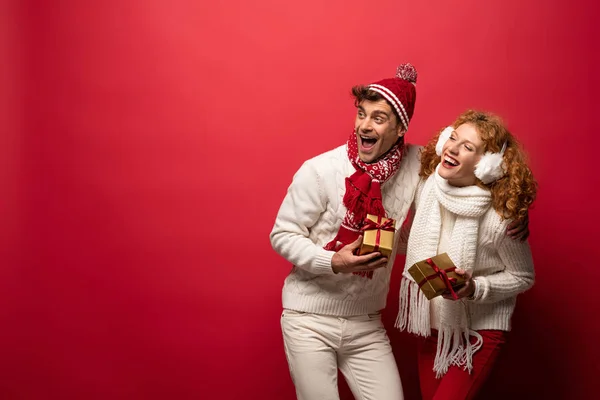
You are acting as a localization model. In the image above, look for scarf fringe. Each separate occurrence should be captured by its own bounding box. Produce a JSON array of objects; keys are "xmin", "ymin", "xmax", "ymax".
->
[
  {"xmin": 353, "ymin": 270, "xmax": 374, "ymax": 279},
  {"xmin": 433, "ymin": 324, "xmax": 483, "ymax": 378},
  {"xmin": 397, "ymin": 277, "xmax": 484, "ymax": 378},
  {"xmin": 396, "ymin": 277, "xmax": 430, "ymax": 337},
  {"xmin": 342, "ymin": 178, "xmax": 386, "ymax": 226},
  {"xmin": 342, "ymin": 179, "xmax": 363, "ymax": 217},
  {"xmin": 370, "ymin": 198, "xmax": 386, "ymax": 217}
]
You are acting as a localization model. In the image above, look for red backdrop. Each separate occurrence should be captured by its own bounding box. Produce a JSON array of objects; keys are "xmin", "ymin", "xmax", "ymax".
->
[{"xmin": 2, "ymin": 0, "xmax": 599, "ymax": 399}]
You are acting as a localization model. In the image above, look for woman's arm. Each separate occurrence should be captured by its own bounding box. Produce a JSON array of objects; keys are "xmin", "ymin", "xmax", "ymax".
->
[{"xmin": 469, "ymin": 235, "xmax": 535, "ymax": 303}]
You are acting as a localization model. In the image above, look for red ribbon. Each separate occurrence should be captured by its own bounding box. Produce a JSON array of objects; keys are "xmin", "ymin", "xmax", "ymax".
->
[
  {"xmin": 361, "ymin": 216, "xmax": 395, "ymax": 253},
  {"xmin": 417, "ymin": 258, "xmax": 459, "ymax": 300}
]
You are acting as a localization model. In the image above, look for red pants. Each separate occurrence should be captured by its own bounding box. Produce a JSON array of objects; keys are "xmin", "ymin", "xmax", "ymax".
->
[{"xmin": 418, "ymin": 329, "xmax": 507, "ymax": 400}]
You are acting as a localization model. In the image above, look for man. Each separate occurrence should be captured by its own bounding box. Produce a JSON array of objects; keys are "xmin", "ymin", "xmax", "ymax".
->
[{"xmin": 270, "ymin": 64, "xmax": 420, "ymax": 400}]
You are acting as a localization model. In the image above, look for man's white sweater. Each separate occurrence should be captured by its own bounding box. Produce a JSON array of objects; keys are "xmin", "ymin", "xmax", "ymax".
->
[{"xmin": 270, "ymin": 144, "xmax": 422, "ymax": 316}]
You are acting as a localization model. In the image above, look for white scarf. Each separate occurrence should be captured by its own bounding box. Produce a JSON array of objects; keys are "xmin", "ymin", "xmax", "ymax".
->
[{"xmin": 396, "ymin": 165, "xmax": 492, "ymax": 377}]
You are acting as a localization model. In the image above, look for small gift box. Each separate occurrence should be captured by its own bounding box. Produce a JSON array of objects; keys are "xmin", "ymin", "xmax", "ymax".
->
[
  {"xmin": 407, "ymin": 253, "xmax": 466, "ymax": 300},
  {"xmin": 358, "ymin": 214, "xmax": 396, "ymax": 258}
]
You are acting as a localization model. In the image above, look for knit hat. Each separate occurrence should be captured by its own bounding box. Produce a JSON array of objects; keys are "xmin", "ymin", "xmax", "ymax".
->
[{"xmin": 367, "ymin": 63, "xmax": 418, "ymax": 131}]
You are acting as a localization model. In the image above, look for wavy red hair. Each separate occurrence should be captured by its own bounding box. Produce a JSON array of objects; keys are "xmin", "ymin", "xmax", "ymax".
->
[{"xmin": 420, "ymin": 110, "xmax": 537, "ymax": 221}]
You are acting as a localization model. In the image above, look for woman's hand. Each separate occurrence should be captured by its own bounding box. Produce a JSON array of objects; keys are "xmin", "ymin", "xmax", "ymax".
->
[{"xmin": 442, "ymin": 268, "xmax": 476, "ymax": 300}]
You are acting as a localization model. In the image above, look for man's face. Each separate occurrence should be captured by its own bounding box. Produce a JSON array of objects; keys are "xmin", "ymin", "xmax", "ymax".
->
[{"xmin": 354, "ymin": 99, "xmax": 404, "ymax": 163}]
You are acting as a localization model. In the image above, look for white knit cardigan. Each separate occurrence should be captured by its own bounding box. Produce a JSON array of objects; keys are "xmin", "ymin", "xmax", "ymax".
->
[{"xmin": 270, "ymin": 143, "xmax": 422, "ymax": 316}]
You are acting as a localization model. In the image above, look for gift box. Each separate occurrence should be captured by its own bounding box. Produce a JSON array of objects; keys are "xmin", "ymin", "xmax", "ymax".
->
[
  {"xmin": 358, "ymin": 214, "xmax": 396, "ymax": 258},
  {"xmin": 407, "ymin": 253, "xmax": 466, "ymax": 300}
]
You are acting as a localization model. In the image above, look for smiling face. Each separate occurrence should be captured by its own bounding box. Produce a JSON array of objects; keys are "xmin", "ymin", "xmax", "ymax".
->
[
  {"xmin": 438, "ymin": 123, "xmax": 485, "ymax": 187},
  {"xmin": 354, "ymin": 99, "xmax": 404, "ymax": 163}
]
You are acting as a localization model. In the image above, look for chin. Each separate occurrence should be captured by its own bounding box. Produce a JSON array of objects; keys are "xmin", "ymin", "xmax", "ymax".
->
[
  {"xmin": 358, "ymin": 152, "xmax": 374, "ymax": 163},
  {"xmin": 437, "ymin": 168, "xmax": 450, "ymax": 179}
]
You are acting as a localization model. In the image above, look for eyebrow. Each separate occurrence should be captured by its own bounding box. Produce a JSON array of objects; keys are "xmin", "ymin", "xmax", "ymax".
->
[
  {"xmin": 371, "ymin": 110, "xmax": 390, "ymax": 118},
  {"xmin": 451, "ymin": 131, "xmax": 478, "ymax": 147},
  {"xmin": 357, "ymin": 106, "xmax": 391, "ymax": 118}
]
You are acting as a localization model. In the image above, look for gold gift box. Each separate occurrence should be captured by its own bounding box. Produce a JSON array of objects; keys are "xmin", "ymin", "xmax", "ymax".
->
[
  {"xmin": 358, "ymin": 214, "xmax": 396, "ymax": 258},
  {"xmin": 407, "ymin": 253, "xmax": 466, "ymax": 300}
]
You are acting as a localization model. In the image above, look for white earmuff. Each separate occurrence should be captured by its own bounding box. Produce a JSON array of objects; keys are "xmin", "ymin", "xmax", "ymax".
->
[
  {"xmin": 435, "ymin": 126, "xmax": 454, "ymax": 156},
  {"xmin": 474, "ymin": 142, "xmax": 507, "ymax": 184}
]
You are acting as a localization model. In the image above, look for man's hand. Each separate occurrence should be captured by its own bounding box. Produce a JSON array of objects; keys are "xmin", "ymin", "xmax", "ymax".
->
[
  {"xmin": 331, "ymin": 236, "xmax": 388, "ymax": 274},
  {"xmin": 507, "ymin": 212, "xmax": 529, "ymax": 241},
  {"xmin": 442, "ymin": 268, "xmax": 475, "ymax": 300}
]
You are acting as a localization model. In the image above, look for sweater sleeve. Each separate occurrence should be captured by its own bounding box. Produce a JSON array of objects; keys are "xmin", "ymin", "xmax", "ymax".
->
[
  {"xmin": 471, "ymin": 233, "xmax": 535, "ymax": 304},
  {"xmin": 269, "ymin": 161, "xmax": 336, "ymax": 276}
]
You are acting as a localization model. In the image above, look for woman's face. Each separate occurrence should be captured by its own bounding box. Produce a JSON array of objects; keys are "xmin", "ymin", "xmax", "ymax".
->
[{"xmin": 438, "ymin": 123, "xmax": 485, "ymax": 187}]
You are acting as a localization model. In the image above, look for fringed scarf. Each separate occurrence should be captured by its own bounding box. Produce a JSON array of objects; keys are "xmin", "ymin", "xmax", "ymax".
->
[
  {"xmin": 396, "ymin": 165, "xmax": 492, "ymax": 376},
  {"xmin": 324, "ymin": 132, "xmax": 404, "ymax": 278}
]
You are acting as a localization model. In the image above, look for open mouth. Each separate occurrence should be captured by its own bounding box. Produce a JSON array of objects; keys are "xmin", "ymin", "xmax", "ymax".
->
[
  {"xmin": 360, "ymin": 135, "xmax": 378, "ymax": 150},
  {"xmin": 442, "ymin": 155, "xmax": 459, "ymax": 168}
]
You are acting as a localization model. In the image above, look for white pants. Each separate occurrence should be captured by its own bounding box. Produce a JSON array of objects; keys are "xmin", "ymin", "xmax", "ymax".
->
[{"xmin": 280, "ymin": 309, "xmax": 404, "ymax": 400}]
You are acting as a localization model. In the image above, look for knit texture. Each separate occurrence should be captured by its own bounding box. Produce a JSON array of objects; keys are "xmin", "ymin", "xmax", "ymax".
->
[
  {"xmin": 396, "ymin": 168, "xmax": 535, "ymax": 377},
  {"xmin": 324, "ymin": 132, "xmax": 404, "ymax": 278},
  {"xmin": 368, "ymin": 63, "xmax": 418, "ymax": 131},
  {"xmin": 270, "ymin": 144, "xmax": 422, "ymax": 316}
]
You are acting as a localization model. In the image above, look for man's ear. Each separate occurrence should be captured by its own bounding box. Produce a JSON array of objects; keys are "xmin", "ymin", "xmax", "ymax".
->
[{"xmin": 396, "ymin": 123, "xmax": 406, "ymax": 138}]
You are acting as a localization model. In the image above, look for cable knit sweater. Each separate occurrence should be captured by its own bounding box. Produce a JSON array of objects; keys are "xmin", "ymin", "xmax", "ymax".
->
[
  {"xmin": 412, "ymin": 180, "xmax": 536, "ymax": 332},
  {"xmin": 270, "ymin": 144, "xmax": 422, "ymax": 316}
]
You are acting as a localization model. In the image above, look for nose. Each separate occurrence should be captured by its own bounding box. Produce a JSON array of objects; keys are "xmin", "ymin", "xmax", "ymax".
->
[
  {"xmin": 447, "ymin": 141, "xmax": 459, "ymax": 155},
  {"xmin": 358, "ymin": 117, "xmax": 373, "ymax": 132}
]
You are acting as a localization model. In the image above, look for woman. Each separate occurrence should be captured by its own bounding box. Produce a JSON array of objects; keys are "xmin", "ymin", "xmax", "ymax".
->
[{"xmin": 396, "ymin": 110, "xmax": 537, "ymax": 400}]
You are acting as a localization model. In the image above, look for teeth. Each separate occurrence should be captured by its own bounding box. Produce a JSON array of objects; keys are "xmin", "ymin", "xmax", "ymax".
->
[{"xmin": 444, "ymin": 156, "xmax": 458, "ymax": 166}]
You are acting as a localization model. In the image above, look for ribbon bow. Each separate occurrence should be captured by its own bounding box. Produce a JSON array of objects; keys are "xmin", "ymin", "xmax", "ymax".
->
[
  {"xmin": 361, "ymin": 217, "xmax": 395, "ymax": 232},
  {"xmin": 418, "ymin": 258, "xmax": 459, "ymax": 300}
]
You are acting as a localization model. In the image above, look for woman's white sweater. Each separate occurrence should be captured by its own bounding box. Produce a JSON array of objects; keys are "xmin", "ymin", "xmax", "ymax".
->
[{"xmin": 417, "ymin": 183, "xmax": 536, "ymax": 332}]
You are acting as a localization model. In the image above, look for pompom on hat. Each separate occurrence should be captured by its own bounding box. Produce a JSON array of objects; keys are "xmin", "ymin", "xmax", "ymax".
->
[{"xmin": 367, "ymin": 63, "xmax": 418, "ymax": 131}]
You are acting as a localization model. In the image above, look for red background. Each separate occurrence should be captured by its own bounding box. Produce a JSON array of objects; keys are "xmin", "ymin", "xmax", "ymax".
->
[{"xmin": 2, "ymin": 0, "xmax": 599, "ymax": 399}]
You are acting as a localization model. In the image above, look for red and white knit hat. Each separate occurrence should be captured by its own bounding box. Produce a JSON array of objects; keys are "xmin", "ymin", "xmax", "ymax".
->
[{"xmin": 367, "ymin": 63, "xmax": 418, "ymax": 131}]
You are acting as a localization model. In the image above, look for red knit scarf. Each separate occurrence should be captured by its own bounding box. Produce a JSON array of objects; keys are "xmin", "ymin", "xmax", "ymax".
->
[{"xmin": 324, "ymin": 132, "xmax": 404, "ymax": 277}]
